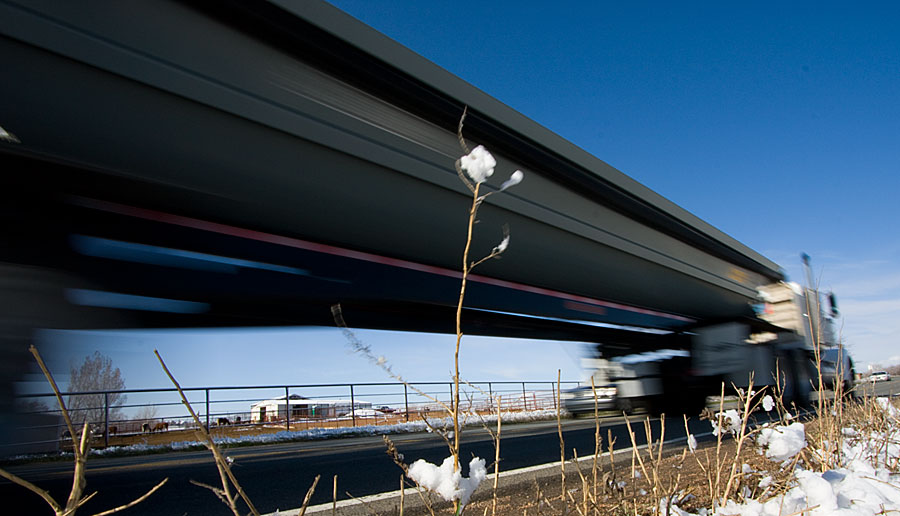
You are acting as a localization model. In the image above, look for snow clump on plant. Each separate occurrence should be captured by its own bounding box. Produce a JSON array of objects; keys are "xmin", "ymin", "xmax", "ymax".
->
[
  {"xmin": 499, "ymin": 169, "xmax": 524, "ymax": 191},
  {"xmin": 407, "ymin": 456, "xmax": 487, "ymax": 508},
  {"xmin": 459, "ymin": 145, "xmax": 496, "ymax": 184},
  {"xmin": 711, "ymin": 409, "xmax": 742, "ymax": 436}
]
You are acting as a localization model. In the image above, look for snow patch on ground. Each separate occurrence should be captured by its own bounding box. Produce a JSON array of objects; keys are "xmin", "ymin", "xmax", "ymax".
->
[
  {"xmin": 676, "ymin": 397, "xmax": 900, "ymax": 516},
  {"xmin": 757, "ymin": 422, "xmax": 806, "ymax": 461}
]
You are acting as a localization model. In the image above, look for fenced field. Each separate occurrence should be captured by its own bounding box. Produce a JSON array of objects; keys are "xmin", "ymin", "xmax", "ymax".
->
[{"xmin": 8, "ymin": 380, "xmax": 581, "ymax": 455}]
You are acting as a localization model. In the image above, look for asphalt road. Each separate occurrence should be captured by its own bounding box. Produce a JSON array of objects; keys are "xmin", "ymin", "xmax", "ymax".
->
[
  {"xmin": 0, "ymin": 414, "xmax": 715, "ymax": 516},
  {"xmin": 3, "ymin": 381, "xmax": 895, "ymax": 516},
  {"xmin": 851, "ymin": 377, "xmax": 899, "ymax": 398}
]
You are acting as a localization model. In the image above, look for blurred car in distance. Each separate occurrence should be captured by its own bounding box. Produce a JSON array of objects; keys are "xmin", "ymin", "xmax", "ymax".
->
[
  {"xmin": 870, "ymin": 371, "xmax": 891, "ymax": 382},
  {"xmin": 562, "ymin": 385, "xmax": 619, "ymax": 415}
]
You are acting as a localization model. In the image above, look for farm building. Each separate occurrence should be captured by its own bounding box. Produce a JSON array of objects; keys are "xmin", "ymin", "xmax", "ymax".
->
[{"xmin": 250, "ymin": 394, "xmax": 372, "ymax": 422}]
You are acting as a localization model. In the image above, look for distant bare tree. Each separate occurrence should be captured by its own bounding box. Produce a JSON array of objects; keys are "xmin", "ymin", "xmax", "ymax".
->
[
  {"xmin": 884, "ymin": 364, "xmax": 900, "ymax": 376},
  {"xmin": 67, "ymin": 351, "xmax": 126, "ymax": 427},
  {"xmin": 133, "ymin": 405, "xmax": 159, "ymax": 423}
]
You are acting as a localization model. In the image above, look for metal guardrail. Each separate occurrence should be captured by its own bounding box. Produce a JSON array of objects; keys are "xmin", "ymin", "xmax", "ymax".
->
[{"xmin": 7, "ymin": 380, "xmax": 581, "ymax": 455}]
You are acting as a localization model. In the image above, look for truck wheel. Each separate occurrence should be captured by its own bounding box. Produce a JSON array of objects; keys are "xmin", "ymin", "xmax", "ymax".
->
[
  {"xmin": 646, "ymin": 395, "xmax": 666, "ymax": 418},
  {"xmin": 682, "ymin": 393, "xmax": 708, "ymax": 417},
  {"xmin": 648, "ymin": 391, "xmax": 704, "ymax": 418},
  {"xmin": 617, "ymin": 397, "xmax": 634, "ymax": 415},
  {"xmin": 781, "ymin": 349, "xmax": 812, "ymax": 411}
]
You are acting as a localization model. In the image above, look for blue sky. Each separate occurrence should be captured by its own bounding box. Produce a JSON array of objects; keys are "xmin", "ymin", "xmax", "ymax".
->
[
  {"xmin": 320, "ymin": 1, "xmax": 900, "ymax": 367},
  {"xmin": 31, "ymin": 2, "xmax": 900, "ymax": 399}
]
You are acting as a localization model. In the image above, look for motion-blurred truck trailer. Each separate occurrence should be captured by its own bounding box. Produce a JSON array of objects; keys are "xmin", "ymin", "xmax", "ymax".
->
[{"xmin": 565, "ymin": 276, "xmax": 852, "ymax": 416}]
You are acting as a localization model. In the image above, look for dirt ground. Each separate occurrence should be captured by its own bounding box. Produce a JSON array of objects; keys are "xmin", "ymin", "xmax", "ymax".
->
[
  {"xmin": 361, "ymin": 436, "xmax": 776, "ymax": 516},
  {"xmin": 364, "ymin": 404, "xmax": 872, "ymax": 516}
]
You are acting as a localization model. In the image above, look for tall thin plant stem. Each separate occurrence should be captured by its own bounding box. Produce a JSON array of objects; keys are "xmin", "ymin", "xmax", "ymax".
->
[
  {"xmin": 154, "ymin": 350, "xmax": 260, "ymax": 516},
  {"xmin": 454, "ymin": 180, "xmax": 482, "ymax": 473},
  {"xmin": 556, "ymin": 370, "xmax": 566, "ymax": 501}
]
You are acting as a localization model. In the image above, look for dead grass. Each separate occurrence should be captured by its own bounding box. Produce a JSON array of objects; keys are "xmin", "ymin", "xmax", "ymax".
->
[{"xmin": 380, "ymin": 394, "xmax": 900, "ymax": 516}]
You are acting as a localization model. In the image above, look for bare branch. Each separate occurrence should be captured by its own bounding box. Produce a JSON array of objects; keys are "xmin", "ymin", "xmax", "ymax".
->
[
  {"xmin": 456, "ymin": 158, "xmax": 476, "ymax": 194},
  {"xmin": 0, "ymin": 467, "xmax": 63, "ymax": 513},
  {"xmin": 332, "ymin": 304, "xmax": 453, "ymax": 414},
  {"xmin": 190, "ymin": 479, "xmax": 232, "ymax": 508},
  {"xmin": 28, "ymin": 345, "xmax": 79, "ymax": 460},
  {"xmin": 297, "ymin": 475, "xmax": 321, "ymax": 516},
  {"xmin": 457, "ymin": 106, "xmax": 470, "ymax": 155},
  {"xmin": 90, "ymin": 478, "xmax": 169, "ymax": 516},
  {"xmin": 155, "ymin": 350, "xmax": 261, "ymax": 516}
]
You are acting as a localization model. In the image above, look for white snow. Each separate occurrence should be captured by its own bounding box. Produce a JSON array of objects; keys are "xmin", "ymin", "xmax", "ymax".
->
[
  {"xmin": 688, "ymin": 434, "xmax": 698, "ymax": 452},
  {"xmin": 407, "ymin": 456, "xmax": 487, "ymax": 508},
  {"xmin": 876, "ymin": 397, "xmax": 900, "ymax": 418},
  {"xmin": 762, "ymin": 395, "xmax": 775, "ymax": 412},
  {"xmin": 756, "ymin": 422, "xmax": 806, "ymax": 462},
  {"xmin": 711, "ymin": 409, "xmax": 742, "ymax": 437},
  {"xmin": 459, "ymin": 145, "xmax": 496, "ymax": 184},
  {"xmin": 670, "ymin": 397, "xmax": 900, "ymax": 516},
  {"xmin": 494, "ymin": 235, "xmax": 510, "ymax": 253},
  {"xmin": 499, "ymin": 170, "xmax": 524, "ymax": 191}
]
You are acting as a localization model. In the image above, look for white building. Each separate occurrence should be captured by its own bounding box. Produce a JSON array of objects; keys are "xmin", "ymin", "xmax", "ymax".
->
[{"xmin": 250, "ymin": 394, "xmax": 372, "ymax": 422}]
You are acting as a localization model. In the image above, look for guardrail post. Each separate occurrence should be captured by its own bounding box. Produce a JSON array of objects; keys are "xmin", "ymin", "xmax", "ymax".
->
[
  {"xmin": 522, "ymin": 382, "xmax": 527, "ymax": 411},
  {"xmin": 488, "ymin": 382, "xmax": 493, "ymax": 412},
  {"xmin": 104, "ymin": 392, "xmax": 110, "ymax": 448},
  {"xmin": 285, "ymin": 386, "xmax": 290, "ymax": 431},
  {"xmin": 205, "ymin": 388, "xmax": 210, "ymax": 430},
  {"xmin": 404, "ymin": 384, "xmax": 409, "ymax": 422},
  {"xmin": 350, "ymin": 385, "xmax": 356, "ymax": 427},
  {"xmin": 552, "ymin": 382, "xmax": 557, "ymax": 410}
]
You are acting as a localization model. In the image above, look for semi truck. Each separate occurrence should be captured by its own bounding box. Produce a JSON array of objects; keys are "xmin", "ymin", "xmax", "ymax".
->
[{"xmin": 564, "ymin": 274, "xmax": 850, "ymax": 416}]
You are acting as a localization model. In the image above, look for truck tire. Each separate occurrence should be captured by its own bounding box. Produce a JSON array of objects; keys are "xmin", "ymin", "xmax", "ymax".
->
[
  {"xmin": 616, "ymin": 397, "xmax": 634, "ymax": 415},
  {"xmin": 647, "ymin": 390, "xmax": 705, "ymax": 418},
  {"xmin": 780, "ymin": 349, "xmax": 812, "ymax": 410}
]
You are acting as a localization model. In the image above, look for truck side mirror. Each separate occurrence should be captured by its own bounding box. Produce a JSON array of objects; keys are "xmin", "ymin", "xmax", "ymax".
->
[{"xmin": 828, "ymin": 292, "xmax": 839, "ymax": 317}]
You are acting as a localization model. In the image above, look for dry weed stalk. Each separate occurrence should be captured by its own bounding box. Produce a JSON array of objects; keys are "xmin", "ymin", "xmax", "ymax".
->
[
  {"xmin": 400, "ymin": 474, "xmax": 405, "ymax": 516},
  {"xmin": 0, "ymin": 345, "xmax": 166, "ymax": 516},
  {"xmin": 467, "ymin": 392, "xmax": 503, "ymax": 516},
  {"xmin": 590, "ymin": 377, "xmax": 602, "ymax": 505},
  {"xmin": 719, "ymin": 377, "xmax": 762, "ymax": 503},
  {"xmin": 556, "ymin": 370, "xmax": 566, "ymax": 502},
  {"xmin": 630, "ymin": 415, "xmax": 688, "ymax": 516},
  {"xmin": 801, "ymin": 254, "xmax": 854, "ymax": 473},
  {"xmin": 451, "ymin": 106, "xmax": 521, "ymax": 514},
  {"xmin": 332, "ymin": 304, "xmax": 454, "ymax": 417},
  {"xmin": 154, "ymin": 349, "xmax": 260, "ymax": 516},
  {"xmin": 607, "ymin": 428, "xmax": 619, "ymax": 495},
  {"xmin": 297, "ymin": 475, "xmax": 321, "ymax": 516},
  {"xmin": 383, "ymin": 435, "xmax": 438, "ymax": 516},
  {"xmin": 334, "ymin": 108, "xmax": 521, "ymax": 514}
]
